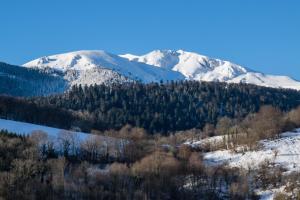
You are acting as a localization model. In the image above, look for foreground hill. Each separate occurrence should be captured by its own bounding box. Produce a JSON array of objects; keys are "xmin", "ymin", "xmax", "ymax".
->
[{"xmin": 1, "ymin": 107, "xmax": 300, "ymax": 199}]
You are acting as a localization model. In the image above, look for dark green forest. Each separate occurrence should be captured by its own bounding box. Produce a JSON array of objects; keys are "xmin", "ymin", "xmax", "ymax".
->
[
  {"xmin": 34, "ymin": 81, "xmax": 300, "ymax": 133},
  {"xmin": 0, "ymin": 95, "xmax": 78, "ymax": 129},
  {"xmin": 1, "ymin": 81, "xmax": 300, "ymax": 134}
]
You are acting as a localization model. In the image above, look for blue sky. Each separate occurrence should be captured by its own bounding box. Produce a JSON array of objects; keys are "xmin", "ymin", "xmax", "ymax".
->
[{"xmin": 1, "ymin": 0, "xmax": 300, "ymax": 79}]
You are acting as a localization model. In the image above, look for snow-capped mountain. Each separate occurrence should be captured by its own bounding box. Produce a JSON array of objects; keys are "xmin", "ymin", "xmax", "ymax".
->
[
  {"xmin": 23, "ymin": 49, "xmax": 300, "ymax": 90},
  {"xmin": 23, "ymin": 50, "xmax": 185, "ymax": 86},
  {"xmin": 121, "ymin": 50, "xmax": 249, "ymax": 81},
  {"xmin": 121, "ymin": 50, "xmax": 300, "ymax": 90}
]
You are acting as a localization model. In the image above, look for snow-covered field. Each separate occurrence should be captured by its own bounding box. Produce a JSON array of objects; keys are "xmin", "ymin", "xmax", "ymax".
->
[
  {"xmin": 0, "ymin": 118, "xmax": 124, "ymax": 151},
  {"xmin": 184, "ymin": 135, "xmax": 224, "ymax": 148},
  {"xmin": 0, "ymin": 118, "xmax": 89, "ymax": 140},
  {"xmin": 184, "ymin": 129, "xmax": 300, "ymax": 199},
  {"xmin": 202, "ymin": 129, "xmax": 300, "ymax": 173}
]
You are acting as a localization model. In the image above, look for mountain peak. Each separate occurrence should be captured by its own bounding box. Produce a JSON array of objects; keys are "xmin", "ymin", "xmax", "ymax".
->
[
  {"xmin": 121, "ymin": 49, "xmax": 246, "ymax": 79},
  {"xmin": 23, "ymin": 50, "xmax": 185, "ymax": 85},
  {"xmin": 23, "ymin": 50, "xmax": 116, "ymax": 72}
]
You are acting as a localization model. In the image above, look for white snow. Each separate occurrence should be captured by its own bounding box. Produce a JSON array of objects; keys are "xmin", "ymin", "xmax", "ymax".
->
[
  {"xmin": 22, "ymin": 49, "xmax": 300, "ymax": 90},
  {"xmin": 184, "ymin": 135, "xmax": 224, "ymax": 148},
  {"xmin": 185, "ymin": 130, "xmax": 300, "ymax": 199},
  {"xmin": 0, "ymin": 118, "xmax": 122, "ymax": 151},
  {"xmin": 121, "ymin": 49, "xmax": 300, "ymax": 90},
  {"xmin": 23, "ymin": 50, "xmax": 185, "ymax": 85},
  {"xmin": 0, "ymin": 118, "xmax": 88, "ymax": 140},
  {"xmin": 202, "ymin": 129, "xmax": 300, "ymax": 172}
]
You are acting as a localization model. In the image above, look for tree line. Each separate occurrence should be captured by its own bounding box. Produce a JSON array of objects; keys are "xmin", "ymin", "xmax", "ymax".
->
[{"xmin": 33, "ymin": 81, "xmax": 300, "ymax": 134}]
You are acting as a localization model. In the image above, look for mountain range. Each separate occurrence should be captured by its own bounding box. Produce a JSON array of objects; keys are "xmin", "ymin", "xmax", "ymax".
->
[
  {"xmin": 0, "ymin": 49, "xmax": 299, "ymax": 97},
  {"xmin": 22, "ymin": 49, "xmax": 300, "ymax": 91}
]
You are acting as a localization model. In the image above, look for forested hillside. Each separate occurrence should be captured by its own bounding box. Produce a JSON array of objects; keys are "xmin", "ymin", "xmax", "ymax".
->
[
  {"xmin": 0, "ymin": 96, "xmax": 79, "ymax": 130},
  {"xmin": 1, "ymin": 81, "xmax": 300, "ymax": 134},
  {"xmin": 30, "ymin": 81, "xmax": 300, "ymax": 134},
  {"xmin": 0, "ymin": 62, "xmax": 67, "ymax": 96}
]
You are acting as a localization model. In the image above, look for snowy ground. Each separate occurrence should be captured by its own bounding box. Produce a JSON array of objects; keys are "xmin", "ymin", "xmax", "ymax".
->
[
  {"xmin": 185, "ymin": 129, "xmax": 300, "ymax": 199},
  {"xmin": 184, "ymin": 135, "xmax": 224, "ymax": 148},
  {"xmin": 202, "ymin": 129, "xmax": 300, "ymax": 173},
  {"xmin": 0, "ymin": 118, "xmax": 124, "ymax": 151},
  {"xmin": 0, "ymin": 118, "xmax": 89, "ymax": 140},
  {"xmin": 2, "ymin": 118, "xmax": 300, "ymax": 199}
]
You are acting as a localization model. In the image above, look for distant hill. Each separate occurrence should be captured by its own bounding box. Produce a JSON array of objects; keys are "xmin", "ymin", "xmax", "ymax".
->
[{"xmin": 0, "ymin": 62, "xmax": 67, "ymax": 96}]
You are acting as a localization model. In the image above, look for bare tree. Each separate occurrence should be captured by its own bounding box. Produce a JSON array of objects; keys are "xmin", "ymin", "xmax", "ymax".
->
[
  {"xmin": 287, "ymin": 106, "xmax": 300, "ymax": 127},
  {"xmin": 57, "ymin": 131, "xmax": 79, "ymax": 157},
  {"xmin": 80, "ymin": 135, "xmax": 107, "ymax": 162}
]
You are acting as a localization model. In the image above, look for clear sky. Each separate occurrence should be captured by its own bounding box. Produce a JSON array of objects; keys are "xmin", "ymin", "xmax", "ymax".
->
[{"xmin": 1, "ymin": 0, "xmax": 299, "ymax": 79}]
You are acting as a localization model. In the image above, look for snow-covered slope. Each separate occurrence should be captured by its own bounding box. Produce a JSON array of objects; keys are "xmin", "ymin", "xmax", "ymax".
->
[
  {"xmin": 228, "ymin": 72, "xmax": 300, "ymax": 90},
  {"xmin": 23, "ymin": 50, "xmax": 185, "ymax": 86},
  {"xmin": 121, "ymin": 50, "xmax": 300, "ymax": 90},
  {"xmin": 186, "ymin": 129, "xmax": 300, "ymax": 173},
  {"xmin": 184, "ymin": 129, "xmax": 300, "ymax": 199},
  {"xmin": 0, "ymin": 118, "xmax": 122, "ymax": 150},
  {"xmin": 0, "ymin": 118, "xmax": 89, "ymax": 141},
  {"xmin": 23, "ymin": 49, "xmax": 300, "ymax": 90}
]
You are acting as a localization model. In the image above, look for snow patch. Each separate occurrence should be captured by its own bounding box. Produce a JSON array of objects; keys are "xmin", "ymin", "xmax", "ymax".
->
[{"xmin": 202, "ymin": 129, "xmax": 300, "ymax": 172}]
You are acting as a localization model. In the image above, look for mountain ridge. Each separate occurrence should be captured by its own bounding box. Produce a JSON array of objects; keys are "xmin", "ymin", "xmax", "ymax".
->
[
  {"xmin": 121, "ymin": 49, "xmax": 300, "ymax": 90},
  {"xmin": 23, "ymin": 49, "xmax": 300, "ymax": 90},
  {"xmin": 23, "ymin": 50, "xmax": 185, "ymax": 85}
]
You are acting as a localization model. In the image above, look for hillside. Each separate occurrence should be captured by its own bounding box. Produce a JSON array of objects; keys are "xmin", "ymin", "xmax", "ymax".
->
[
  {"xmin": 0, "ymin": 62, "xmax": 67, "ymax": 96},
  {"xmin": 31, "ymin": 81, "xmax": 300, "ymax": 134}
]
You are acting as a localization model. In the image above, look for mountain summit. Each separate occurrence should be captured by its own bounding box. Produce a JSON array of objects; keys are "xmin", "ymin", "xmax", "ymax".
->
[
  {"xmin": 23, "ymin": 50, "xmax": 300, "ymax": 90},
  {"xmin": 23, "ymin": 50, "xmax": 184, "ymax": 86}
]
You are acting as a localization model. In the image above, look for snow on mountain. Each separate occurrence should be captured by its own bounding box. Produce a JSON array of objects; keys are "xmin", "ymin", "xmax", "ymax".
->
[
  {"xmin": 121, "ymin": 50, "xmax": 250, "ymax": 81},
  {"xmin": 227, "ymin": 72, "xmax": 300, "ymax": 90},
  {"xmin": 121, "ymin": 50, "xmax": 300, "ymax": 90},
  {"xmin": 23, "ymin": 50, "xmax": 185, "ymax": 86},
  {"xmin": 23, "ymin": 49, "xmax": 300, "ymax": 90}
]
